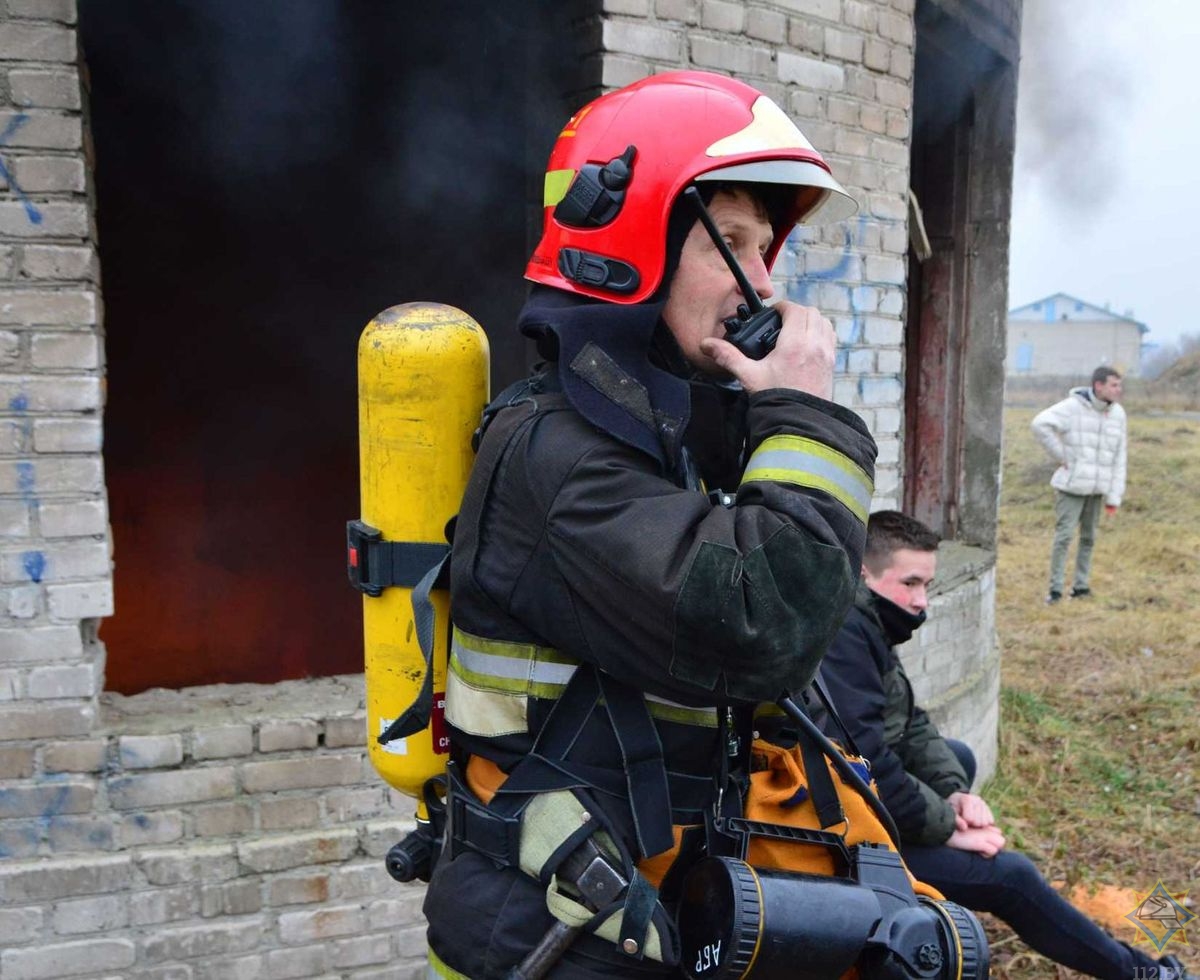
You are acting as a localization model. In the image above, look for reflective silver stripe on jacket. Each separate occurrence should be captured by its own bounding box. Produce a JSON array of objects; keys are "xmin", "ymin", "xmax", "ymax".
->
[
  {"xmin": 741, "ymin": 433, "xmax": 873, "ymax": 524},
  {"xmin": 446, "ymin": 626, "xmax": 719, "ymax": 738}
]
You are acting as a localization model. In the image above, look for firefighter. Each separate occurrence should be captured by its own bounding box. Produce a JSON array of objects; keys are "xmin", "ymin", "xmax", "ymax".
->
[{"xmin": 423, "ymin": 70, "xmax": 877, "ymax": 979}]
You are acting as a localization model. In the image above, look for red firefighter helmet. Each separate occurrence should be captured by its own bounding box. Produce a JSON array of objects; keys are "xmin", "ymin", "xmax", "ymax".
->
[{"xmin": 525, "ymin": 70, "xmax": 855, "ymax": 305}]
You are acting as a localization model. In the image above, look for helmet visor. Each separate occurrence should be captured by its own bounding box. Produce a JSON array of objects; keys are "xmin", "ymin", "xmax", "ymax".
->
[{"xmin": 695, "ymin": 159, "xmax": 858, "ymax": 224}]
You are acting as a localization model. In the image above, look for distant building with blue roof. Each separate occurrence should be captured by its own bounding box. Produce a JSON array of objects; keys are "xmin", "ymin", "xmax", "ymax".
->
[{"xmin": 1007, "ymin": 293, "xmax": 1147, "ymax": 377}]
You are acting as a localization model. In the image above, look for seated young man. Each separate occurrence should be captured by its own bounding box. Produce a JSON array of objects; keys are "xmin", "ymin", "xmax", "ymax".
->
[{"xmin": 818, "ymin": 510, "xmax": 1190, "ymax": 980}]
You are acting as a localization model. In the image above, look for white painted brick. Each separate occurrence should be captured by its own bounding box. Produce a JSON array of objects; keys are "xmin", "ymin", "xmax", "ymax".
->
[
  {"xmin": 655, "ymin": 0, "xmax": 698, "ymax": 23},
  {"xmin": 361, "ymin": 819, "xmax": 414, "ymax": 859},
  {"xmin": 878, "ymin": 8, "xmax": 914, "ymax": 46},
  {"xmin": 864, "ymin": 37, "xmax": 890, "ymax": 71},
  {"xmin": 876, "ymin": 76, "xmax": 910, "ymax": 109},
  {"xmin": 0, "ymin": 376, "xmax": 101, "ymax": 412},
  {"xmin": 0, "ymin": 329, "xmax": 18, "ymax": 364},
  {"xmin": 238, "ymin": 828, "xmax": 359, "ymax": 874},
  {"xmin": 330, "ymin": 933, "xmax": 392, "ymax": 969},
  {"xmin": 0, "ymin": 201, "xmax": 88, "ymax": 238},
  {"xmin": 18, "ymin": 245, "xmax": 96, "ymax": 281},
  {"xmin": 278, "ymin": 902, "xmax": 367, "ymax": 943},
  {"xmin": 865, "ymin": 253, "xmax": 905, "ymax": 284},
  {"xmin": 843, "ymin": 0, "xmax": 878, "ymax": 31},
  {"xmin": 117, "ymin": 809, "xmax": 185, "ymax": 847},
  {"xmin": 601, "ymin": 19, "xmax": 682, "ymax": 61},
  {"xmin": 0, "ymin": 700, "xmax": 92, "ymax": 739},
  {"xmin": 46, "ymin": 578, "xmax": 113, "ymax": 619},
  {"xmin": 824, "ymin": 26, "xmax": 863, "ymax": 62},
  {"xmin": 0, "ymin": 112, "xmax": 80, "ymax": 153},
  {"xmin": 7, "ymin": 68, "xmax": 80, "ymax": 109},
  {"xmin": 261, "ymin": 796, "xmax": 319, "ymax": 831},
  {"xmin": 690, "ymin": 35, "xmax": 773, "ymax": 76},
  {"xmin": 0, "ymin": 906, "xmax": 43, "ymax": 944},
  {"xmin": 1, "ymin": 538, "xmax": 110, "ymax": 583},
  {"xmin": 240, "ymin": 753, "xmax": 365, "ymax": 793},
  {"xmin": 26, "ymin": 661, "xmax": 95, "ymax": 698},
  {"xmin": 137, "ymin": 843, "xmax": 240, "ymax": 886},
  {"xmin": 0, "ymin": 456, "xmax": 103, "ymax": 496},
  {"xmin": 11, "ymin": 156, "xmax": 85, "ymax": 193},
  {"xmin": 0, "ymin": 499, "xmax": 31, "ymax": 536},
  {"xmin": 0, "ymin": 853, "xmax": 131, "ymax": 903},
  {"xmin": 191, "ymin": 724, "xmax": 254, "ymax": 760},
  {"xmin": 847, "ymin": 347, "xmax": 874, "ymax": 373},
  {"xmin": 32, "ymin": 418, "xmax": 102, "ymax": 452},
  {"xmin": 0, "ymin": 938, "xmax": 135, "ymax": 980},
  {"xmin": 0, "ymin": 23, "xmax": 75, "ymax": 62},
  {"xmin": 775, "ymin": 0, "xmax": 840, "ymax": 19},
  {"xmin": 193, "ymin": 801, "xmax": 254, "ymax": 838},
  {"xmin": 1, "ymin": 623, "xmax": 82, "ymax": 661},
  {"xmin": 265, "ymin": 944, "xmax": 328, "ymax": 979},
  {"xmin": 141, "ymin": 921, "xmax": 262, "ymax": 964},
  {"xmin": 30, "ymin": 331, "xmax": 98, "ymax": 368},
  {"xmin": 877, "ymin": 347, "xmax": 902, "ymax": 373},
  {"xmin": 778, "ymin": 50, "xmax": 845, "ymax": 90},
  {"xmin": 7, "ymin": 0, "xmax": 77, "ymax": 24},
  {"xmin": 199, "ymin": 879, "xmax": 262, "ymax": 917},
  {"xmin": 118, "ymin": 733, "xmax": 184, "ymax": 769},
  {"xmin": 5, "ymin": 584, "xmax": 40, "ymax": 618},
  {"xmin": 38, "ymin": 498, "xmax": 107, "ymax": 537},
  {"xmin": 600, "ymin": 55, "xmax": 650, "ymax": 90},
  {"xmin": 602, "ymin": 0, "xmax": 651, "ymax": 13},
  {"xmin": 0, "ymin": 669, "xmax": 22, "ymax": 699},
  {"xmin": 258, "ymin": 718, "xmax": 320, "ymax": 753},
  {"xmin": 745, "ymin": 8, "xmax": 786, "ymax": 42},
  {"xmin": 265, "ymin": 870, "xmax": 332, "ymax": 908},
  {"xmin": 788, "ymin": 18, "xmax": 824, "ymax": 54},
  {"xmin": 324, "ymin": 787, "xmax": 388, "ymax": 823},
  {"xmin": 0, "ymin": 290, "xmax": 95, "ymax": 327},
  {"xmin": 876, "ymin": 406, "xmax": 901, "ymax": 433},
  {"xmin": 863, "ymin": 315, "xmax": 903, "ymax": 346},
  {"xmin": 0, "ymin": 744, "xmax": 36, "ymax": 778},
  {"xmin": 701, "ymin": 0, "xmax": 744, "ymax": 33},
  {"xmin": 108, "ymin": 767, "xmax": 237, "ymax": 810},
  {"xmin": 51, "ymin": 893, "xmax": 127, "ymax": 935},
  {"xmin": 321, "ymin": 714, "xmax": 365, "ymax": 749},
  {"xmin": 130, "ymin": 886, "xmax": 196, "ymax": 926}
]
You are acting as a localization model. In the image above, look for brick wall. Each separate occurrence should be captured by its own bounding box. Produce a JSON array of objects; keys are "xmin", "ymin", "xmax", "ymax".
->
[{"xmin": 0, "ymin": 1, "xmax": 1005, "ymax": 977}]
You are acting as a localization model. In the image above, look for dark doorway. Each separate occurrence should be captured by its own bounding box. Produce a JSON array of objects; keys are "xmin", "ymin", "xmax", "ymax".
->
[{"xmin": 80, "ymin": 1, "xmax": 593, "ymax": 692}]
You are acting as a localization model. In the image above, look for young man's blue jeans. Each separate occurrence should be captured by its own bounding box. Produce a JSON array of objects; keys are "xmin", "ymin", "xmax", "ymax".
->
[{"xmin": 905, "ymin": 743, "xmax": 1166, "ymax": 980}]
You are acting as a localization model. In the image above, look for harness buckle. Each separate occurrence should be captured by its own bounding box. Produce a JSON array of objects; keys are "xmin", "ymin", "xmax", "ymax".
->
[{"xmin": 446, "ymin": 763, "xmax": 522, "ymax": 867}]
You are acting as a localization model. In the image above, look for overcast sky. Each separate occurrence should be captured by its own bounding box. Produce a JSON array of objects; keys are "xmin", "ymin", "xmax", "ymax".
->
[{"xmin": 1009, "ymin": 0, "xmax": 1200, "ymax": 349}]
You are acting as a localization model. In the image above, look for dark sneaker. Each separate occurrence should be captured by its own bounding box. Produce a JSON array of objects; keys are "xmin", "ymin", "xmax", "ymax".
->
[
  {"xmin": 1068, "ymin": 587, "xmax": 1091, "ymax": 599},
  {"xmin": 1158, "ymin": 954, "xmax": 1191, "ymax": 980},
  {"xmin": 1045, "ymin": 590, "xmax": 1062, "ymax": 604}
]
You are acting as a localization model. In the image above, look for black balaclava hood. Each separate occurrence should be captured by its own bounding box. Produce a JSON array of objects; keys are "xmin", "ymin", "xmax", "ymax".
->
[{"xmin": 864, "ymin": 585, "xmax": 927, "ymax": 648}]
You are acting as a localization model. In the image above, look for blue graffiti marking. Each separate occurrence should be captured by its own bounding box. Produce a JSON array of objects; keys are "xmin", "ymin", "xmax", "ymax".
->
[
  {"xmin": 16, "ymin": 461, "xmax": 34, "ymax": 496},
  {"xmin": 9, "ymin": 394, "xmax": 28, "ymax": 412},
  {"xmin": 0, "ymin": 113, "xmax": 43, "ymax": 224},
  {"xmin": 23, "ymin": 551, "xmax": 45, "ymax": 583}
]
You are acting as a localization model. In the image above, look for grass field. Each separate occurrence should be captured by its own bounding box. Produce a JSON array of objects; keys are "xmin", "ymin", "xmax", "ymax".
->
[{"xmin": 981, "ymin": 405, "xmax": 1200, "ymax": 976}]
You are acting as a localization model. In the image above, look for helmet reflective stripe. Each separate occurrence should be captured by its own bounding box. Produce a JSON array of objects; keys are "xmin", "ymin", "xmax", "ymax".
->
[
  {"xmin": 705, "ymin": 96, "xmax": 817, "ymax": 156},
  {"xmin": 742, "ymin": 434, "xmax": 874, "ymax": 525},
  {"xmin": 447, "ymin": 627, "xmax": 719, "ymax": 738},
  {"xmin": 543, "ymin": 168, "xmax": 575, "ymax": 208}
]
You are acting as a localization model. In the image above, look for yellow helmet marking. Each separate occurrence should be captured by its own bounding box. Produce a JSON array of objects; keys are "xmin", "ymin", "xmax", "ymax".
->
[
  {"xmin": 705, "ymin": 96, "xmax": 817, "ymax": 157},
  {"xmin": 543, "ymin": 168, "xmax": 576, "ymax": 207}
]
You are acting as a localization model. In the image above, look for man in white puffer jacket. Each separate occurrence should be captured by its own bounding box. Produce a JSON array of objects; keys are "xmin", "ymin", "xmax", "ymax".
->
[{"xmin": 1031, "ymin": 367, "xmax": 1127, "ymax": 604}]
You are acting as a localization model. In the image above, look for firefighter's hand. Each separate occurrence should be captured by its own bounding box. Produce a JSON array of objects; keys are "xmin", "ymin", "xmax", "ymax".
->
[
  {"xmin": 946, "ymin": 825, "xmax": 1006, "ymax": 858},
  {"xmin": 700, "ymin": 302, "xmax": 836, "ymax": 399},
  {"xmin": 1105, "ymin": 504, "xmax": 1118, "ymax": 517}
]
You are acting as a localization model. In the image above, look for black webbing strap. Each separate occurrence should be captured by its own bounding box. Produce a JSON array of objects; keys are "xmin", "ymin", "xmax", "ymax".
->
[
  {"xmin": 377, "ymin": 551, "xmax": 450, "ymax": 745},
  {"xmin": 797, "ymin": 721, "xmax": 845, "ymax": 830}
]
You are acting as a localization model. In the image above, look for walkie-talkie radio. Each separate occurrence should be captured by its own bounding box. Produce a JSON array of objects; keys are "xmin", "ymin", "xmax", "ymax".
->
[{"xmin": 683, "ymin": 186, "xmax": 782, "ymax": 360}]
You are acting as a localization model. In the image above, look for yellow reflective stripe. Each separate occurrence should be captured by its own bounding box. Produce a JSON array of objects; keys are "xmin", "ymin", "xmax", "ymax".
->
[
  {"xmin": 645, "ymin": 694, "xmax": 719, "ymax": 728},
  {"xmin": 445, "ymin": 669, "xmax": 527, "ymax": 738},
  {"xmin": 449, "ymin": 628, "xmax": 720, "ymax": 729},
  {"xmin": 741, "ymin": 434, "xmax": 873, "ymax": 524},
  {"xmin": 428, "ymin": 947, "xmax": 471, "ymax": 980},
  {"xmin": 544, "ymin": 168, "xmax": 575, "ymax": 207}
]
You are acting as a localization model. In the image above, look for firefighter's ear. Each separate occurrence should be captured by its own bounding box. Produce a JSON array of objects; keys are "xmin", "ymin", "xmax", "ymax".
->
[{"xmin": 553, "ymin": 145, "xmax": 636, "ymax": 228}]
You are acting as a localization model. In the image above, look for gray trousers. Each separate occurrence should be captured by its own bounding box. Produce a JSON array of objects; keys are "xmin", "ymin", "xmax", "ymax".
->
[{"xmin": 1049, "ymin": 491, "xmax": 1103, "ymax": 594}]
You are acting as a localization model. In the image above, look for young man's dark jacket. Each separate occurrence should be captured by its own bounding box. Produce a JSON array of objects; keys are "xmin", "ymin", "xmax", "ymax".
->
[
  {"xmin": 819, "ymin": 582, "xmax": 970, "ymax": 846},
  {"xmin": 423, "ymin": 290, "xmax": 878, "ymax": 978}
]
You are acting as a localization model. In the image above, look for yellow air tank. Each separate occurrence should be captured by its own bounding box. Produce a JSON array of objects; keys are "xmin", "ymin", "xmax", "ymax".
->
[{"xmin": 350, "ymin": 303, "xmax": 489, "ymax": 816}]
